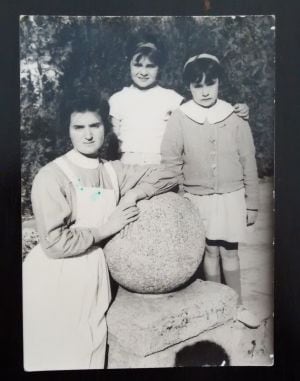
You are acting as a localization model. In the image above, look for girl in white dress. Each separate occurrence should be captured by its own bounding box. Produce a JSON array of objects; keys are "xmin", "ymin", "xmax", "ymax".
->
[
  {"xmin": 22, "ymin": 95, "xmax": 176, "ymax": 371},
  {"xmin": 109, "ymin": 34, "xmax": 249, "ymax": 165}
]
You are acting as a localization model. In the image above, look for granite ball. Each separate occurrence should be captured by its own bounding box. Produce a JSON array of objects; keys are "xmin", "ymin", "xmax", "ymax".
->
[{"xmin": 104, "ymin": 192, "xmax": 205, "ymax": 294}]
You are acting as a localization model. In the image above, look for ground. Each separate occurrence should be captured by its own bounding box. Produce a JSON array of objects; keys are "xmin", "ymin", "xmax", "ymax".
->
[
  {"xmin": 240, "ymin": 178, "xmax": 273, "ymax": 323},
  {"xmin": 233, "ymin": 177, "xmax": 274, "ymax": 365}
]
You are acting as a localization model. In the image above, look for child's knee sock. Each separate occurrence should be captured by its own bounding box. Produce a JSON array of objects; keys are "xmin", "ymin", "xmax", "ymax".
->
[
  {"xmin": 205, "ymin": 271, "xmax": 221, "ymax": 283},
  {"xmin": 204, "ymin": 246, "xmax": 221, "ymax": 283},
  {"xmin": 220, "ymin": 248, "xmax": 242, "ymax": 304}
]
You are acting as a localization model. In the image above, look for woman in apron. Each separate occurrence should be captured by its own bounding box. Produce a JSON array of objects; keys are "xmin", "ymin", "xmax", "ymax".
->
[{"xmin": 23, "ymin": 95, "xmax": 176, "ymax": 371}]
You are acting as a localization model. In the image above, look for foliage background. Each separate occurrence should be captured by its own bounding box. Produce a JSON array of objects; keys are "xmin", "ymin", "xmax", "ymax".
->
[{"xmin": 20, "ymin": 15, "xmax": 275, "ymax": 218}]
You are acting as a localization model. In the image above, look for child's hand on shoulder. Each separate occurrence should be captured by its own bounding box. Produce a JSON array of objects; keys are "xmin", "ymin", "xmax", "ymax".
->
[
  {"xmin": 233, "ymin": 103, "xmax": 249, "ymax": 120},
  {"xmin": 246, "ymin": 209, "xmax": 258, "ymax": 226}
]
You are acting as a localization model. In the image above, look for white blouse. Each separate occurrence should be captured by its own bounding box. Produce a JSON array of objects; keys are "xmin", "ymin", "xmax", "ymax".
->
[{"xmin": 109, "ymin": 85, "xmax": 183, "ymax": 154}]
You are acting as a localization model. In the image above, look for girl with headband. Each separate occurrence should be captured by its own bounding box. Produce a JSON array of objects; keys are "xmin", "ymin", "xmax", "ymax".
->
[
  {"xmin": 161, "ymin": 53, "xmax": 260, "ymax": 328},
  {"xmin": 109, "ymin": 35, "xmax": 249, "ymax": 165}
]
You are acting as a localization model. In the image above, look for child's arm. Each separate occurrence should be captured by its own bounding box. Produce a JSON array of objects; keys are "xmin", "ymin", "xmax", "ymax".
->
[
  {"xmin": 237, "ymin": 119, "xmax": 259, "ymax": 222},
  {"xmin": 111, "ymin": 161, "xmax": 178, "ymax": 205},
  {"xmin": 111, "ymin": 162, "xmax": 178, "ymax": 238},
  {"xmin": 110, "ymin": 116, "xmax": 121, "ymax": 138},
  {"xmin": 160, "ymin": 110, "xmax": 184, "ymax": 185},
  {"xmin": 233, "ymin": 103, "xmax": 249, "ymax": 120},
  {"xmin": 108, "ymin": 92, "xmax": 123, "ymax": 138}
]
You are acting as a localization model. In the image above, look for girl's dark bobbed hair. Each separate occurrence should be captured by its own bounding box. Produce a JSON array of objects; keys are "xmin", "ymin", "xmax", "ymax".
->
[
  {"xmin": 183, "ymin": 55, "xmax": 223, "ymax": 85},
  {"xmin": 126, "ymin": 32, "xmax": 167, "ymax": 67}
]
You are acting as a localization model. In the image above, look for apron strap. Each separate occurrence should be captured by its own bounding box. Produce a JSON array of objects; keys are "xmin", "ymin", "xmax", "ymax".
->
[
  {"xmin": 54, "ymin": 157, "xmax": 120, "ymax": 203},
  {"xmin": 103, "ymin": 162, "xmax": 120, "ymax": 203},
  {"xmin": 54, "ymin": 157, "xmax": 78, "ymax": 184}
]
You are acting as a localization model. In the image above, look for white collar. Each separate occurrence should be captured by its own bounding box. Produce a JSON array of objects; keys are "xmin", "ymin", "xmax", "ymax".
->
[
  {"xmin": 66, "ymin": 149, "xmax": 100, "ymax": 169},
  {"xmin": 180, "ymin": 99, "xmax": 234, "ymax": 124}
]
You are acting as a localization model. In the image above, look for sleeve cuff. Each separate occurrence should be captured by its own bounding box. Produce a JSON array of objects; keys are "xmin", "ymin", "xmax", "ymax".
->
[
  {"xmin": 87, "ymin": 228, "xmax": 99, "ymax": 245},
  {"xmin": 135, "ymin": 183, "xmax": 155, "ymax": 199}
]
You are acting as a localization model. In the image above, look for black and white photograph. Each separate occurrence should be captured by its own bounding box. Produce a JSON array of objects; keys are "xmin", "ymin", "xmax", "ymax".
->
[{"xmin": 20, "ymin": 15, "xmax": 275, "ymax": 370}]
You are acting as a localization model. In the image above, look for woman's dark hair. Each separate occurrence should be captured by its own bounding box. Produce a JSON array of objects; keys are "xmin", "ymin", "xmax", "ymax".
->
[
  {"xmin": 60, "ymin": 92, "xmax": 121, "ymax": 160},
  {"xmin": 183, "ymin": 58, "xmax": 223, "ymax": 86},
  {"xmin": 175, "ymin": 340, "xmax": 230, "ymax": 367},
  {"xmin": 61, "ymin": 93, "xmax": 109, "ymax": 133},
  {"xmin": 126, "ymin": 32, "xmax": 167, "ymax": 67}
]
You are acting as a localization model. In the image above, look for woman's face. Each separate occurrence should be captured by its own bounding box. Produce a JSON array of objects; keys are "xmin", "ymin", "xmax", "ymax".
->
[
  {"xmin": 190, "ymin": 75, "xmax": 219, "ymax": 108},
  {"xmin": 130, "ymin": 54, "xmax": 159, "ymax": 89},
  {"xmin": 69, "ymin": 111, "xmax": 104, "ymax": 158}
]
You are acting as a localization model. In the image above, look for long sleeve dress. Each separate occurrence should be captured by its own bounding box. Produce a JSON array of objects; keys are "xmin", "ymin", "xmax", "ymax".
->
[{"xmin": 23, "ymin": 149, "xmax": 176, "ymax": 371}]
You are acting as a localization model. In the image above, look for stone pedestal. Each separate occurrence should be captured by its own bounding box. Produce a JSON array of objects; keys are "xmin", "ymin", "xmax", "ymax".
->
[{"xmin": 107, "ymin": 280, "xmax": 238, "ymax": 368}]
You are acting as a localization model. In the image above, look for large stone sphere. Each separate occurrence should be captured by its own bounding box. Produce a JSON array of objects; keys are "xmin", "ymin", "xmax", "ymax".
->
[{"xmin": 104, "ymin": 192, "xmax": 205, "ymax": 294}]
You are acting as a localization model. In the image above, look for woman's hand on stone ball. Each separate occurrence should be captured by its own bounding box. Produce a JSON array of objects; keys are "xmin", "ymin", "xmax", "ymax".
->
[
  {"xmin": 119, "ymin": 190, "xmax": 140, "ymax": 208},
  {"xmin": 106, "ymin": 204, "xmax": 140, "ymax": 236},
  {"xmin": 92, "ymin": 205, "xmax": 139, "ymax": 243}
]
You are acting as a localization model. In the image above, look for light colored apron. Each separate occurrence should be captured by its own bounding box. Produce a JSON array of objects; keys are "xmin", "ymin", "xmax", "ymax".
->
[{"xmin": 23, "ymin": 159, "xmax": 119, "ymax": 371}]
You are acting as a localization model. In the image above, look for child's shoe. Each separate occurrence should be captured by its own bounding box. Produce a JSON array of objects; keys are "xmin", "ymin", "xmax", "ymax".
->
[{"xmin": 235, "ymin": 305, "xmax": 260, "ymax": 328}]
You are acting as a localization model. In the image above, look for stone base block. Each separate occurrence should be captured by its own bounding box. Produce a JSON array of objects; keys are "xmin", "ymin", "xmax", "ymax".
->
[
  {"xmin": 107, "ymin": 318, "xmax": 273, "ymax": 368},
  {"xmin": 107, "ymin": 335, "xmax": 176, "ymax": 368},
  {"xmin": 107, "ymin": 279, "xmax": 238, "ymax": 367}
]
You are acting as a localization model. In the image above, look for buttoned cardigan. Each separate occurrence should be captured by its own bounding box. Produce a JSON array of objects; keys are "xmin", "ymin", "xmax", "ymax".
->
[{"xmin": 161, "ymin": 101, "xmax": 259, "ymax": 210}]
